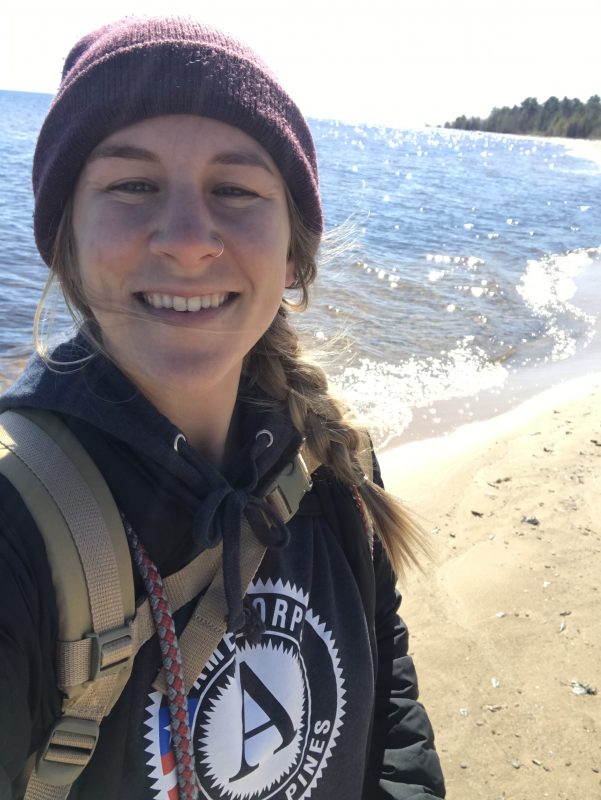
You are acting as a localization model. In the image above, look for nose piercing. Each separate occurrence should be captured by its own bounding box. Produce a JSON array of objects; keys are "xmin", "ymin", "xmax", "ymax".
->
[{"xmin": 212, "ymin": 236, "xmax": 224, "ymax": 258}]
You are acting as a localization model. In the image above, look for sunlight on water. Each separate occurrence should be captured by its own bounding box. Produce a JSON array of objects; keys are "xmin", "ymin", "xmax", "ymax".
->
[
  {"xmin": 517, "ymin": 247, "xmax": 599, "ymax": 360},
  {"xmin": 1, "ymin": 93, "xmax": 600, "ymax": 442},
  {"xmin": 332, "ymin": 343, "xmax": 508, "ymax": 448}
]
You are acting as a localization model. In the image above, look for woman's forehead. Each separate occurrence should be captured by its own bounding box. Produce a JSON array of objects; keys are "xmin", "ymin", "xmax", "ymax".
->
[{"xmin": 89, "ymin": 115, "xmax": 279, "ymax": 173}]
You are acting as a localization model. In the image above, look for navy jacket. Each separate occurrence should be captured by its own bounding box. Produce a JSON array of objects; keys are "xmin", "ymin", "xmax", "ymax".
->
[{"xmin": 0, "ymin": 338, "xmax": 445, "ymax": 799}]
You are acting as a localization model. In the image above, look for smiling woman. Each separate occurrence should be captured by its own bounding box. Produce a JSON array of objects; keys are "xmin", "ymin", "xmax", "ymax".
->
[
  {"xmin": 0, "ymin": 16, "xmax": 445, "ymax": 800},
  {"xmin": 69, "ymin": 115, "xmax": 295, "ymax": 457}
]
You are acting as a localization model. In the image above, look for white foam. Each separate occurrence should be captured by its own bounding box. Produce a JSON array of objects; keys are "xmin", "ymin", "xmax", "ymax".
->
[{"xmin": 332, "ymin": 344, "xmax": 508, "ymax": 448}]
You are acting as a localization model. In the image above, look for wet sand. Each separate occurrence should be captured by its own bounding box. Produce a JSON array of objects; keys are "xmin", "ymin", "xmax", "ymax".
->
[{"xmin": 378, "ymin": 373, "xmax": 601, "ymax": 800}]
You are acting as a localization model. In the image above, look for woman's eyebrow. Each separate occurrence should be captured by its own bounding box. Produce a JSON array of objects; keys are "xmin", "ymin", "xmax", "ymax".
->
[
  {"xmin": 87, "ymin": 144, "xmax": 159, "ymax": 163},
  {"xmin": 210, "ymin": 150, "xmax": 275, "ymax": 174},
  {"xmin": 86, "ymin": 145, "xmax": 274, "ymax": 175}
]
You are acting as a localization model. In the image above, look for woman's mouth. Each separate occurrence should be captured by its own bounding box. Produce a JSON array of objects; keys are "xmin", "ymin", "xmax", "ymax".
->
[{"xmin": 141, "ymin": 292, "xmax": 231, "ymax": 312}]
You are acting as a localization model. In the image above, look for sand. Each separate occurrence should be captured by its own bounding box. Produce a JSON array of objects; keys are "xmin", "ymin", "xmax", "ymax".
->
[{"xmin": 378, "ymin": 373, "xmax": 601, "ymax": 800}]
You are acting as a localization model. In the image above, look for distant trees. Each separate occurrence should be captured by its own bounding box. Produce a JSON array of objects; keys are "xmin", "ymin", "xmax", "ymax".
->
[{"xmin": 444, "ymin": 95, "xmax": 601, "ymax": 139}]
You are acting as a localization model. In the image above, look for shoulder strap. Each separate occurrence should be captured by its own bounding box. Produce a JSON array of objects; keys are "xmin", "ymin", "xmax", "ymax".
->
[
  {"xmin": 0, "ymin": 409, "xmax": 136, "ymax": 797},
  {"xmin": 152, "ymin": 515, "xmax": 268, "ymax": 695}
]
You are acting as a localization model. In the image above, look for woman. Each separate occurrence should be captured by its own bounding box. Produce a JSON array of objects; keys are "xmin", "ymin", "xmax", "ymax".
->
[{"xmin": 0, "ymin": 17, "xmax": 445, "ymax": 800}]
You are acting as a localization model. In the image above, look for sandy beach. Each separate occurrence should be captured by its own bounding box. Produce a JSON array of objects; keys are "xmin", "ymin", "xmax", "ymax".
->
[{"xmin": 378, "ymin": 373, "xmax": 601, "ymax": 799}]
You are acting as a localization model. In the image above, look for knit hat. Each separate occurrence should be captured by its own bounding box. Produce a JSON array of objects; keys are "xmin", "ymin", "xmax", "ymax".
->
[{"xmin": 33, "ymin": 16, "xmax": 322, "ymax": 266}]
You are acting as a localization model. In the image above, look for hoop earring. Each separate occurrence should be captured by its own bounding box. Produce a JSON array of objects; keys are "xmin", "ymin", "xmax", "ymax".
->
[{"xmin": 212, "ymin": 236, "xmax": 225, "ymax": 258}]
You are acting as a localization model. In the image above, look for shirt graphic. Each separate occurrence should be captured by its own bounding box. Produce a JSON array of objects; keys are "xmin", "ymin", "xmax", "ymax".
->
[{"xmin": 144, "ymin": 578, "xmax": 346, "ymax": 799}]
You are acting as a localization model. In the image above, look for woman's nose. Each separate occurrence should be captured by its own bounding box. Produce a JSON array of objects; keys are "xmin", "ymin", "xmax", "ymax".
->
[{"xmin": 149, "ymin": 190, "xmax": 223, "ymax": 264}]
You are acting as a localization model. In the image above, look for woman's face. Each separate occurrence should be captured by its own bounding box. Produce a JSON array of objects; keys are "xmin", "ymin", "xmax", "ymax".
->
[{"xmin": 71, "ymin": 114, "xmax": 295, "ymax": 401}]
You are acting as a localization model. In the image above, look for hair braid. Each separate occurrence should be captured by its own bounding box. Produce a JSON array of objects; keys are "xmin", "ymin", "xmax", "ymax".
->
[
  {"xmin": 42, "ymin": 177, "xmax": 428, "ymax": 576},
  {"xmin": 244, "ymin": 310, "xmax": 428, "ymax": 577}
]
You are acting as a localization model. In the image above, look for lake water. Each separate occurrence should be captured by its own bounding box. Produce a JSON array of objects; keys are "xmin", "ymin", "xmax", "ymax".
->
[{"xmin": 1, "ymin": 89, "xmax": 599, "ymax": 447}]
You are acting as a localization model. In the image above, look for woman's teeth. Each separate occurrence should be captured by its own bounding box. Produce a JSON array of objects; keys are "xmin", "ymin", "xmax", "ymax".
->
[{"xmin": 143, "ymin": 292, "xmax": 228, "ymax": 312}]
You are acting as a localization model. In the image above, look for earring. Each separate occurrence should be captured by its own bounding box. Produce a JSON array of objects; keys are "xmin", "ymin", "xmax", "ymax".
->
[{"xmin": 212, "ymin": 236, "xmax": 225, "ymax": 258}]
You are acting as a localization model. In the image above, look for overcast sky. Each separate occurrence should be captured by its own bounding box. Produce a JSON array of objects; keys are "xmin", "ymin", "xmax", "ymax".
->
[{"xmin": 1, "ymin": 0, "xmax": 600, "ymax": 128}]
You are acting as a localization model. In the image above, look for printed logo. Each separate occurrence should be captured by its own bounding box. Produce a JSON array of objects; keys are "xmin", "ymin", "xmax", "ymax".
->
[{"xmin": 144, "ymin": 579, "xmax": 346, "ymax": 799}]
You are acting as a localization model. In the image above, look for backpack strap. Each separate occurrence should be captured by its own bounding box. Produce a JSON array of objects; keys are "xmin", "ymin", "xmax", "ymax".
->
[
  {"xmin": 53, "ymin": 543, "xmax": 225, "ymax": 691},
  {"xmin": 0, "ymin": 409, "xmax": 136, "ymax": 798},
  {"xmin": 152, "ymin": 515, "xmax": 268, "ymax": 695}
]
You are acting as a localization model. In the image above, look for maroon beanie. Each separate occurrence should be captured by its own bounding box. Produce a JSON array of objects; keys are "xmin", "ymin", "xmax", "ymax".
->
[{"xmin": 32, "ymin": 16, "xmax": 322, "ymax": 266}]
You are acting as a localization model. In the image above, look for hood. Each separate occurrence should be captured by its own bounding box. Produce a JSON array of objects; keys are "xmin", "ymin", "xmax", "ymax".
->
[{"xmin": 0, "ymin": 334, "xmax": 304, "ymax": 630}]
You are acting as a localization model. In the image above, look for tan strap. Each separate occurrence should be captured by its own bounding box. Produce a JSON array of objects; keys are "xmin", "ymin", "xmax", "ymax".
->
[
  {"xmin": 24, "ymin": 680, "xmax": 117, "ymax": 799},
  {"xmin": 290, "ymin": 439, "xmax": 370, "ymax": 483},
  {"xmin": 55, "ymin": 543, "xmax": 224, "ymax": 688},
  {"xmin": 132, "ymin": 543, "xmax": 223, "ymax": 654},
  {"xmin": 262, "ymin": 448, "xmax": 314, "ymax": 524},
  {"xmin": 0, "ymin": 410, "xmax": 133, "ymax": 799},
  {"xmin": 153, "ymin": 514, "xmax": 267, "ymax": 695},
  {"xmin": 0, "ymin": 411, "xmax": 133, "ymax": 636},
  {"xmin": 164, "ymin": 543, "xmax": 223, "ymax": 608},
  {"xmin": 55, "ymin": 521, "xmax": 260, "ymax": 697},
  {"xmin": 157, "ymin": 446, "xmax": 319, "ymax": 693},
  {"xmin": 0, "ymin": 411, "xmax": 135, "ymax": 700}
]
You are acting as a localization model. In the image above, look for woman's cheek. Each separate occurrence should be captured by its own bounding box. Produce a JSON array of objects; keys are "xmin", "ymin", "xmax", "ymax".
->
[
  {"xmin": 82, "ymin": 220, "xmax": 138, "ymax": 269},
  {"xmin": 224, "ymin": 201, "xmax": 289, "ymax": 246}
]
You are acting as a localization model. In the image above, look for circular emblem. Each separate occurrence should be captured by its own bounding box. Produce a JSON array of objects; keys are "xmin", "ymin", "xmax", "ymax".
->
[{"xmin": 144, "ymin": 579, "xmax": 346, "ymax": 799}]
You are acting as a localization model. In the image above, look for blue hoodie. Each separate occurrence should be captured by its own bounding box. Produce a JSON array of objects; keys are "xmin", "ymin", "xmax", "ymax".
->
[{"xmin": 0, "ymin": 336, "xmax": 445, "ymax": 800}]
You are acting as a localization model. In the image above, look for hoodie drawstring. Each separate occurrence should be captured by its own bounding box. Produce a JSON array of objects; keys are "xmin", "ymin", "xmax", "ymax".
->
[
  {"xmin": 191, "ymin": 485, "xmax": 290, "ymax": 634},
  {"xmin": 187, "ymin": 428, "xmax": 291, "ymax": 635}
]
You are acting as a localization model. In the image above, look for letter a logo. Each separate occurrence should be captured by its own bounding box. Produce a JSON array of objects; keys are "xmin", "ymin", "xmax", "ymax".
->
[{"xmin": 230, "ymin": 662, "xmax": 295, "ymax": 781}]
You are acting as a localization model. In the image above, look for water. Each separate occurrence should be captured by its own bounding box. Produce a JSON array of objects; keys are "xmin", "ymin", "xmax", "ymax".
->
[{"xmin": 1, "ymin": 90, "xmax": 600, "ymax": 447}]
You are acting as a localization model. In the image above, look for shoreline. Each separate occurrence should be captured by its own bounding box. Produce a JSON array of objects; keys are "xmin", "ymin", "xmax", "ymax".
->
[
  {"xmin": 382, "ymin": 341, "xmax": 601, "ymax": 451},
  {"xmin": 378, "ymin": 368, "xmax": 601, "ymax": 474},
  {"xmin": 381, "ymin": 241, "xmax": 601, "ymax": 450},
  {"xmin": 378, "ymin": 372, "xmax": 601, "ymax": 510},
  {"xmin": 378, "ymin": 371, "xmax": 601, "ymax": 799}
]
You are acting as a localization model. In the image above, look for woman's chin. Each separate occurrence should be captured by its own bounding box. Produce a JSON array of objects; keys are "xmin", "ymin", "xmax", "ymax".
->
[{"xmin": 114, "ymin": 346, "xmax": 243, "ymax": 407}]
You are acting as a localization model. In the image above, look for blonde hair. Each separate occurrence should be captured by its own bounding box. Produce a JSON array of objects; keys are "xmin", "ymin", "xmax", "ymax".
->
[{"xmin": 36, "ymin": 192, "xmax": 426, "ymax": 577}]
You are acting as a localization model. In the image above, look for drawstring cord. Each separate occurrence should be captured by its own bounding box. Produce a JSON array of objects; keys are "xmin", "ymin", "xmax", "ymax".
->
[
  {"xmin": 120, "ymin": 429, "xmax": 286, "ymax": 795},
  {"xmin": 187, "ymin": 428, "xmax": 291, "ymax": 633},
  {"xmin": 191, "ymin": 486, "xmax": 290, "ymax": 632},
  {"xmin": 124, "ymin": 518, "xmax": 199, "ymax": 800}
]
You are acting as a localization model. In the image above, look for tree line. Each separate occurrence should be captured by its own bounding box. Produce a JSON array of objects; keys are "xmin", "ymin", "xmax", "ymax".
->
[{"xmin": 444, "ymin": 95, "xmax": 601, "ymax": 139}]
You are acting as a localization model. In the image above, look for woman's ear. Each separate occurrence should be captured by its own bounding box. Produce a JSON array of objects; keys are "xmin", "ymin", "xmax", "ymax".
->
[{"xmin": 285, "ymin": 258, "xmax": 296, "ymax": 289}]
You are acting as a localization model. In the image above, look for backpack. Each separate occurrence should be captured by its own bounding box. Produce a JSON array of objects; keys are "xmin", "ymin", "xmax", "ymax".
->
[{"xmin": 0, "ymin": 408, "xmax": 374, "ymax": 799}]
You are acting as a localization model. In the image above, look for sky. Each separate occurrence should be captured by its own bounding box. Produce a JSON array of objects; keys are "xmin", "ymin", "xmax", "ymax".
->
[{"xmin": 1, "ymin": 0, "xmax": 600, "ymax": 128}]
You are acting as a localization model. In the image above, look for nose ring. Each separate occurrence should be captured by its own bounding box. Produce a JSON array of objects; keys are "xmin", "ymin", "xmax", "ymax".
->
[{"xmin": 212, "ymin": 236, "xmax": 225, "ymax": 258}]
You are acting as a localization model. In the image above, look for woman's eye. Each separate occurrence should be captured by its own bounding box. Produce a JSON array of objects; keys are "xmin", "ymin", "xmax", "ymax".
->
[
  {"xmin": 214, "ymin": 185, "xmax": 258, "ymax": 198},
  {"xmin": 110, "ymin": 180, "xmax": 156, "ymax": 193}
]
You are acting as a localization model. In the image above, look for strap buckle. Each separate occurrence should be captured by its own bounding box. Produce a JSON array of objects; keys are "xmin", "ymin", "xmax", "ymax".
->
[
  {"xmin": 264, "ymin": 451, "xmax": 313, "ymax": 523},
  {"xmin": 36, "ymin": 717, "xmax": 100, "ymax": 786},
  {"xmin": 86, "ymin": 622, "xmax": 133, "ymax": 681}
]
